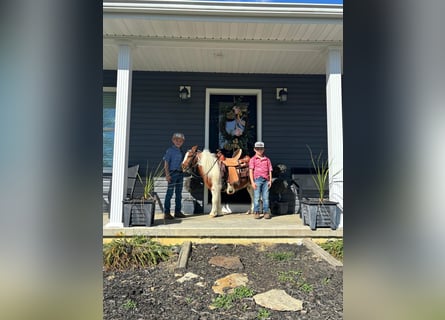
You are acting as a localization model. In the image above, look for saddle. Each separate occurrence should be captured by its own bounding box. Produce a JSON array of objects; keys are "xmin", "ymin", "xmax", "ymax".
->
[{"xmin": 217, "ymin": 149, "xmax": 250, "ymax": 187}]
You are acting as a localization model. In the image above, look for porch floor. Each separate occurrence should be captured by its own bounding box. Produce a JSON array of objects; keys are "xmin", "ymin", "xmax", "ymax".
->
[{"xmin": 103, "ymin": 212, "xmax": 343, "ymax": 241}]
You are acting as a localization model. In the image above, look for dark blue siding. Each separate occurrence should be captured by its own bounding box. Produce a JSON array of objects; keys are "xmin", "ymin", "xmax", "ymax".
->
[{"xmin": 103, "ymin": 70, "xmax": 328, "ymax": 183}]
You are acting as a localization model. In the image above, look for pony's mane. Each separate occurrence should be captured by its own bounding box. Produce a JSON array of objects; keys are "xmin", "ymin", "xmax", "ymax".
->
[{"xmin": 199, "ymin": 150, "xmax": 220, "ymax": 179}]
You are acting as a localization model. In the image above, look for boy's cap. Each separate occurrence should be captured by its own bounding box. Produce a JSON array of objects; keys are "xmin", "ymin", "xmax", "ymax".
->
[
  {"xmin": 254, "ymin": 141, "xmax": 265, "ymax": 148},
  {"xmin": 172, "ymin": 132, "xmax": 185, "ymax": 140}
]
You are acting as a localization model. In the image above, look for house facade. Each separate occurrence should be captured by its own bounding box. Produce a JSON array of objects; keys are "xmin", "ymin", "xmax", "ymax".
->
[{"xmin": 103, "ymin": 0, "xmax": 343, "ymax": 228}]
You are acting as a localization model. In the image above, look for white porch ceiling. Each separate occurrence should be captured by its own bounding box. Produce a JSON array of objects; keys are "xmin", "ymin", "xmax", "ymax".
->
[{"xmin": 103, "ymin": 1, "xmax": 343, "ymax": 74}]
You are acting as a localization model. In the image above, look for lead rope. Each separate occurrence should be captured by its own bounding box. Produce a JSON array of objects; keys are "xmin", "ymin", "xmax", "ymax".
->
[{"xmin": 202, "ymin": 157, "xmax": 219, "ymax": 177}]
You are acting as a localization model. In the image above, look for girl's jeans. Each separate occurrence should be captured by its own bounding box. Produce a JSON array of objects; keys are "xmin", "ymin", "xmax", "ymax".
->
[
  {"xmin": 253, "ymin": 177, "xmax": 270, "ymax": 213},
  {"xmin": 164, "ymin": 171, "xmax": 184, "ymax": 214}
]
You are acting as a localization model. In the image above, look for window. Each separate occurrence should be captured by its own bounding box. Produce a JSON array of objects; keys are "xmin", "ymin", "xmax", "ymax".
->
[{"xmin": 103, "ymin": 89, "xmax": 116, "ymax": 169}]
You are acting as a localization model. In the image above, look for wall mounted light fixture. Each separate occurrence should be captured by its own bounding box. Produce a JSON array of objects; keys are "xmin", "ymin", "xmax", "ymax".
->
[
  {"xmin": 276, "ymin": 88, "xmax": 288, "ymax": 102},
  {"xmin": 179, "ymin": 86, "xmax": 191, "ymax": 101}
]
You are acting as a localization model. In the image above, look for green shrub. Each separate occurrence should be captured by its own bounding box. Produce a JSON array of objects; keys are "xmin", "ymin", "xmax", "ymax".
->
[
  {"xmin": 266, "ymin": 251, "xmax": 295, "ymax": 261},
  {"xmin": 211, "ymin": 286, "xmax": 255, "ymax": 310},
  {"xmin": 277, "ymin": 270, "xmax": 313, "ymax": 292},
  {"xmin": 122, "ymin": 299, "xmax": 137, "ymax": 310},
  {"xmin": 103, "ymin": 236, "xmax": 172, "ymax": 270},
  {"xmin": 211, "ymin": 293, "xmax": 234, "ymax": 310},
  {"xmin": 257, "ymin": 308, "xmax": 271, "ymax": 319},
  {"xmin": 319, "ymin": 239, "xmax": 343, "ymax": 261},
  {"xmin": 299, "ymin": 282, "xmax": 313, "ymax": 293},
  {"xmin": 277, "ymin": 270, "xmax": 302, "ymax": 284}
]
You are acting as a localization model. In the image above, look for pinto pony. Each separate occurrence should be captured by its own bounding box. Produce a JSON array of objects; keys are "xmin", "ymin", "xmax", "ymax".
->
[{"xmin": 182, "ymin": 146, "xmax": 254, "ymax": 217}]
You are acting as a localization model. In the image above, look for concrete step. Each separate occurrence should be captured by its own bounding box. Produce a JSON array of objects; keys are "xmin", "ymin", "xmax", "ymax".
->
[{"xmin": 103, "ymin": 212, "xmax": 343, "ymax": 240}]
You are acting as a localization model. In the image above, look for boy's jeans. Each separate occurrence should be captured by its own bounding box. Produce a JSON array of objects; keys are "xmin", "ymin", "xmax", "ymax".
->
[
  {"xmin": 164, "ymin": 171, "xmax": 184, "ymax": 214},
  {"xmin": 253, "ymin": 177, "xmax": 270, "ymax": 213}
]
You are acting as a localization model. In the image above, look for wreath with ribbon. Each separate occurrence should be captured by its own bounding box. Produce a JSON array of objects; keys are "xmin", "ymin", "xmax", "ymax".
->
[{"xmin": 219, "ymin": 101, "xmax": 253, "ymax": 153}]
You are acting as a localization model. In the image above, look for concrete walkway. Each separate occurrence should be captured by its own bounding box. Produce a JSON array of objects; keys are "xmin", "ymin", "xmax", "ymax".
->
[{"xmin": 103, "ymin": 212, "xmax": 343, "ymax": 241}]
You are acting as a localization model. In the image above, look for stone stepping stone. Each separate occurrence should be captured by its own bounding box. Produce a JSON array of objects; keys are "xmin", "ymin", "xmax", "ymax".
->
[
  {"xmin": 176, "ymin": 272, "xmax": 201, "ymax": 283},
  {"xmin": 208, "ymin": 255, "xmax": 244, "ymax": 269},
  {"xmin": 254, "ymin": 289, "xmax": 303, "ymax": 311},
  {"xmin": 212, "ymin": 273, "xmax": 249, "ymax": 294}
]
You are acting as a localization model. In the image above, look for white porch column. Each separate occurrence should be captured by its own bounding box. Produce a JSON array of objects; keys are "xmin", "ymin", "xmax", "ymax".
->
[
  {"xmin": 325, "ymin": 47, "xmax": 343, "ymax": 221},
  {"xmin": 106, "ymin": 44, "xmax": 133, "ymax": 228}
]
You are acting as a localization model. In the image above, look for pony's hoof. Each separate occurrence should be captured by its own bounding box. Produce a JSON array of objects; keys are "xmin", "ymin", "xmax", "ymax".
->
[{"xmin": 209, "ymin": 212, "xmax": 218, "ymax": 218}]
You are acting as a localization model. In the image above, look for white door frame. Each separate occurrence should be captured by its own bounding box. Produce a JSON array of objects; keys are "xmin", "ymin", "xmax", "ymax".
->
[{"xmin": 204, "ymin": 88, "xmax": 262, "ymax": 214}]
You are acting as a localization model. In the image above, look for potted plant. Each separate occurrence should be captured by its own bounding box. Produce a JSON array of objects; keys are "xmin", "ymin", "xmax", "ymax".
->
[
  {"xmin": 301, "ymin": 146, "xmax": 340, "ymax": 230},
  {"xmin": 123, "ymin": 160, "xmax": 164, "ymax": 227}
]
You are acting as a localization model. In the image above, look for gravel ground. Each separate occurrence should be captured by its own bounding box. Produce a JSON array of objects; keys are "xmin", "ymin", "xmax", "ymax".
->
[{"xmin": 103, "ymin": 242, "xmax": 343, "ymax": 319}]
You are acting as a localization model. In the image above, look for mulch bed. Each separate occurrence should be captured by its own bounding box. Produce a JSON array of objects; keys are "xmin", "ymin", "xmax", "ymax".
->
[{"xmin": 103, "ymin": 242, "xmax": 343, "ymax": 319}]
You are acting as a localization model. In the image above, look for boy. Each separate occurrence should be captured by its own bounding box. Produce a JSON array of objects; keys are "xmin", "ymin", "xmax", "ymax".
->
[
  {"xmin": 249, "ymin": 141, "xmax": 273, "ymax": 219},
  {"xmin": 163, "ymin": 132, "xmax": 187, "ymax": 219}
]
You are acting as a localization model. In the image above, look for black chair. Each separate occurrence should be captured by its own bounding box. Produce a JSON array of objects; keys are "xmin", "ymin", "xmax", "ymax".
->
[{"xmin": 106, "ymin": 164, "xmax": 140, "ymax": 209}]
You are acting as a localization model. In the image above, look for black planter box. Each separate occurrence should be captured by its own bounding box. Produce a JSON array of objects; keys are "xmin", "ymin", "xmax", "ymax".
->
[
  {"xmin": 123, "ymin": 200, "xmax": 155, "ymax": 227},
  {"xmin": 301, "ymin": 199, "xmax": 339, "ymax": 230}
]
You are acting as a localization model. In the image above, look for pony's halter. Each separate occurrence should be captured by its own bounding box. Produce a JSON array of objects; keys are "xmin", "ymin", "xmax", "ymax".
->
[
  {"xmin": 183, "ymin": 149, "xmax": 199, "ymax": 173},
  {"xmin": 184, "ymin": 148, "xmax": 218, "ymax": 179}
]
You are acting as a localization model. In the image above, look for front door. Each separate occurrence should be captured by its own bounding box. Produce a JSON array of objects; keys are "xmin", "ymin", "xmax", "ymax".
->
[{"xmin": 205, "ymin": 88, "xmax": 262, "ymax": 213}]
